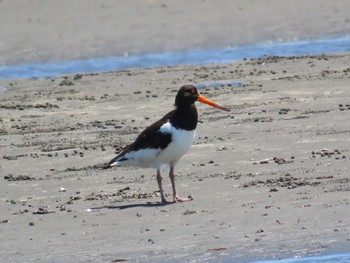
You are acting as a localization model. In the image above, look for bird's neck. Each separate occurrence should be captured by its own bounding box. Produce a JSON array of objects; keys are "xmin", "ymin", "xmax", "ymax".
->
[{"xmin": 170, "ymin": 104, "xmax": 198, "ymax": 131}]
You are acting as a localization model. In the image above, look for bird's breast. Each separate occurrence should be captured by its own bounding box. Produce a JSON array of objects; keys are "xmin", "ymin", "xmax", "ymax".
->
[{"xmin": 156, "ymin": 122, "xmax": 196, "ymax": 166}]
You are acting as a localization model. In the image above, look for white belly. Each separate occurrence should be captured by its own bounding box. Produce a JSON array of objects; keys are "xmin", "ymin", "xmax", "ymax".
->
[
  {"xmin": 117, "ymin": 122, "xmax": 195, "ymax": 169},
  {"xmin": 155, "ymin": 126, "xmax": 196, "ymax": 168}
]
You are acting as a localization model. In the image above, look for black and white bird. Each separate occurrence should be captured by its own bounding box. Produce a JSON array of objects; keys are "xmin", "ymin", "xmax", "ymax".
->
[{"xmin": 105, "ymin": 85, "xmax": 230, "ymax": 203}]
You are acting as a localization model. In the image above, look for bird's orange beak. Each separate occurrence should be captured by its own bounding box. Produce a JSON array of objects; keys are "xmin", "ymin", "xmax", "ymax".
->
[{"xmin": 198, "ymin": 94, "xmax": 230, "ymax": 112}]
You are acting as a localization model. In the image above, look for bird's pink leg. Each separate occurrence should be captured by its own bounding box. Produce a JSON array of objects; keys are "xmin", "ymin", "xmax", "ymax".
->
[
  {"xmin": 156, "ymin": 169, "xmax": 167, "ymax": 204},
  {"xmin": 169, "ymin": 165, "xmax": 193, "ymax": 203}
]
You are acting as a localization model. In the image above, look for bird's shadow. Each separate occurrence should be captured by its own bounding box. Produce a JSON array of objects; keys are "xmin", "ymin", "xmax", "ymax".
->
[{"xmin": 90, "ymin": 201, "xmax": 174, "ymax": 210}]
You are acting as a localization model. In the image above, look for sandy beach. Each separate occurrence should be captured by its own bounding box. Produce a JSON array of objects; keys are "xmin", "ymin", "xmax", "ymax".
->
[{"xmin": 1, "ymin": 1, "xmax": 350, "ymax": 263}]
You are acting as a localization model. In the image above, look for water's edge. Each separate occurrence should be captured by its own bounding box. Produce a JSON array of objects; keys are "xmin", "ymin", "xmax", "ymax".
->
[
  {"xmin": 1, "ymin": 36, "xmax": 350, "ymax": 80},
  {"xmin": 252, "ymin": 252, "xmax": 350, "ymax": 263}
]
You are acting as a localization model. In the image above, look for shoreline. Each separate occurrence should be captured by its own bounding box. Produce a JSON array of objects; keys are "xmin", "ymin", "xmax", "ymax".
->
[
  {"xmin": 2, "ymin": 0, "xmax": 350, "ymax": 65},
  {"xmin": 2, "ymin": 35, "xmax": 350, "ymax": 80},
  {"xmin": 1, "ymin": 53, "xmax": 350, "ymax": 262}
]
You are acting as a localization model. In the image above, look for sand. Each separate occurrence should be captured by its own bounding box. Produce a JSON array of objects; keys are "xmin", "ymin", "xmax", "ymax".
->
[
  {"xmin": 1, "ymin": 54, "xmax": 350, "ymax": 262},
  {"xmin": 1, "ymin": 1, "xmax": 350, "ymax": 263}
]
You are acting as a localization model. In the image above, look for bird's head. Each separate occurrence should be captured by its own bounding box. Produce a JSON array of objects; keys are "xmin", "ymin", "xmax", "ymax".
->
[{"xmin": 175, "ymin": 85, "xmax": 230, "ymax": 111}]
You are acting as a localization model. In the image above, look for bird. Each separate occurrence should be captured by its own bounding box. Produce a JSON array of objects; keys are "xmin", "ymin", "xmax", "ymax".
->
[{"xmin": 105, "ymin": 85, "xmax": 230, "ymax": 204}]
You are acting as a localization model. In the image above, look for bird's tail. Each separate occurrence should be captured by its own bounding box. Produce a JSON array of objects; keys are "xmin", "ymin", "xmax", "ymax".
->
[
  {"xmin": 103, "ymin": 163, "xmax": 113, "ymax": 169},
  {"xmin": 104, "ymin": 157, "xmax": 118, "ymax": 169},
  {"xmin": 104, "ymin": 145, "xmax": 129, "ymax": 169},
  {"xmin": 104, "ymin": 154, "xmax": 129, "ymax": 169}
]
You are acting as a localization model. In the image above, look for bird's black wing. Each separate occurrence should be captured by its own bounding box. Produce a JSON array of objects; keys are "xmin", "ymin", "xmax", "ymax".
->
[{"xmin": 105, "ymin": 110, "xmax": 175, "ymax": 168}]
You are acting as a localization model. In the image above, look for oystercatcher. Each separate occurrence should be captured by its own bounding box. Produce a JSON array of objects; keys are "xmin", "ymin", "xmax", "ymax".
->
[{"xmin": 105, "ymin": 85, "xmax": 230, "ymax": 203}]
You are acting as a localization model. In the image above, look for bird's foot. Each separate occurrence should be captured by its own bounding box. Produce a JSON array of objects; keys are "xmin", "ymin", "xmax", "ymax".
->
[
  {"xmin": 159, "ymin": 198, "xmax": 172, "ymax": 205},
  {"xmin": 173, "ymin": 195, "xmax": 193, "ymax": 203}
]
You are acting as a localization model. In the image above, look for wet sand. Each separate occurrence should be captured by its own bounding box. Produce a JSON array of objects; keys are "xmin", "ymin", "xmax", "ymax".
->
[
  {"xmin": 1, "ymin": 1, "xmax": 350, "ymax": 262},
  {"xmin": 1, "ymin": 53, "xmax": 350, "ymax": 262}
]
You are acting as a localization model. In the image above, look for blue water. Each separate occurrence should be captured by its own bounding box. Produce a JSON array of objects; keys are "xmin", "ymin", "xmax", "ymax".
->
[
  {"xmin": 1, "ymin": 36, "xmax": 350, "ymax": 80},
  {"xmin": 253, "ymin": 253, "xmax": 350, "ymax": 263}
]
